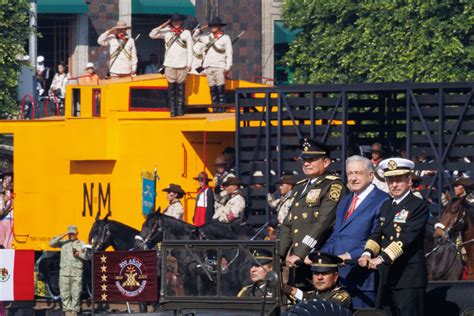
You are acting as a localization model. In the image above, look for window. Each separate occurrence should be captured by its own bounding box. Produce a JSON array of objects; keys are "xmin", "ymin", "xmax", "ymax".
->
[
  {"xmin": 129, "ymin": 87, "xmax": 168, "ymax": 111},
  {"xmin": 92, "ymin": 89, "xmax": 101, "ymax": 117},
  {"xmin": 72, "ymin": 88, "xmax": 81, "ymax": 117}
]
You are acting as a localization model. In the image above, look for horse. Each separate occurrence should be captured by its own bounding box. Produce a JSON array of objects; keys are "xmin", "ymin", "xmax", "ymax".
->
[
  {"xmin": 427, "ymin": 197, "xmax": 467, "ymax": 280},
  {"xmin": 134, "ymin": 209, "xmax": 266, "ymax": 298},
  {"xmin": 88, "ymin": 213, "xmax": 140, "ymax": 251},
  {"xmin": 134, "ymin": 208, "xmax": 202, "ymax": 298}
]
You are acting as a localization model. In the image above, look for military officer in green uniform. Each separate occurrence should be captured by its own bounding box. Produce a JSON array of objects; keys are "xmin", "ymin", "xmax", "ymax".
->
[
  {"xmin": 285, "ymin": 252, "xmax": 351, "ymax": 309},
  {"xmin": 49, "ymin": 225, "xmax": 87, "ymax": 316},
  {"xmin": 280, "ymin": 138, "xmax": 346, "ymax": 269},
  {"xmin": 237, "ymin": 249, "xmax": 274, "ymax": 298}
]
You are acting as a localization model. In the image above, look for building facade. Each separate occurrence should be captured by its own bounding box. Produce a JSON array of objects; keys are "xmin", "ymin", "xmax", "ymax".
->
[{"xmin": 34, "ymin": 0, "xmax": 294, "ymax": 85}]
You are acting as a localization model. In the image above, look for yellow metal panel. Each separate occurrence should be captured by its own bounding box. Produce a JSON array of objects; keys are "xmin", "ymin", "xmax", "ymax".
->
[{"xmin": 8, "ymin": 75, "xmax": 267, "ymax": 250}]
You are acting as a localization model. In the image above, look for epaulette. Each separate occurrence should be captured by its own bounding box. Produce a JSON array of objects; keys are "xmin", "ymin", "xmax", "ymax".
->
[
  {"xmin": 296, "ymin": 179, "xmax": 309, "ymax": 185},
  {"xmin": 325, "ymin": 175, "xmax": 341, "ymax": 181}
]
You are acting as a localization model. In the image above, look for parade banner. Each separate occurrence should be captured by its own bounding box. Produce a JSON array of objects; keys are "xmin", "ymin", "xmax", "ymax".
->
[
  {"xmin": 0, "ymin": 250, "xmax": 35, "ymax": 301},
  {"xmin": 94, "ymin": 250, "xmax": 157, "ymax": 302},
  {"xmin": 142, "ymin": 171, "xmax": 156, "ymax": 215}
]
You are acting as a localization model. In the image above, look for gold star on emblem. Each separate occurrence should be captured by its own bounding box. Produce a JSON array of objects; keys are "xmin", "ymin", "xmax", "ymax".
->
[
  {"xmin": 101, "ymin": 293, "xmax": 107, "ymax": 301},
  {"xmin": 101, "ymin": 274, "xmax": 107, "ymax": 282},
  {"xmin": 101, "ymin": 284, "xmax": 107, "ymax": 291},
  {"xmin": 101, "ymin": 265, "xmax": 107, "ymax": 272},
  {"xmin": 100, "ymin": 255, "xmax": 107, "ymax": 263}
]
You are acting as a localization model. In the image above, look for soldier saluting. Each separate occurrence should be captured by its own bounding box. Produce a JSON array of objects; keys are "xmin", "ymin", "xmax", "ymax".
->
[
  {"xmin": 194, "ymin": 17, "xmax": 233, "ymax": 113},
  {"xmin": 279, "ymin": 139, "xmax": 346, "ymax": 269},
  {"xmin": 98, "ymin": 21, "xmax": 137, "ymax": 78},
  {"xmin": 49, "ymin": 226, "xmax": 87, "ymax": 316},
  {"xmin": 358, "ymin": 158, "xmax": 429, "ymax": 315},
  {"xmin": 150, "ymin": 14, "xmax": 193, "ymax": 117}
]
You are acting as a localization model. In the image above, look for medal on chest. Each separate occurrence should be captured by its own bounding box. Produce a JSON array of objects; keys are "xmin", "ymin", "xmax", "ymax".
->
[
  {"xmin": 393, "ymin": 209, "xmax": 409, "ymax": 223},
  {"xmin": 306, "ymin": 189, "xmax": 321, "ymax": 203}
]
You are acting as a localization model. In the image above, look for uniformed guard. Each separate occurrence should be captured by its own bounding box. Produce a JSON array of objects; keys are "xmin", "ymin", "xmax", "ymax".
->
[
  {"xmin": 279, "ymin": 138, "xmax": 346, "ymax": 268},
  {"xmin": 187, "ymin": 18, "xmax": 206, "ymax": 75},
  {"xmin": 162, "ymin": 183, "xmax": 185, "ymax": 220},
  {"xmin": 193, "ymin": 17, "xmax": 233, "ymax": 113},
  {"xmin": 237, "ymin": 249, "xmax": 274, "ymax": 298},
  {"xmin": 358, "ymin": 157, "xmax": 429, "ymax": 316},
  {"xmin": 49, "ymin": 226, "xmax": 87, "ymax": 316},
  {"xmin": 213, "ymin": 177, "xmax": 246, "ymax": 223},
  {"xmin": 97, "ymin": 20, "xmax": 137, "ymax": 78},
  {"xmin": 149, "ymin": 14, "xmax": 193, "ymax": 117},
  {"xmin": 267, "ymin": 175, "xmax": 296, "ymax": 225},
  {"xmin": 213, "ymin": 155, "xmax": 236, "ymax": 213},
  {"xmin": 285, "ymin": 252, "xmax": 351, "ymax": 309}
]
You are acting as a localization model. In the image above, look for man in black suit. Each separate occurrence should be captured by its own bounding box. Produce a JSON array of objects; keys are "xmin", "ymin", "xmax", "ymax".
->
[{"xmin": 358, "ymin": 157, "xmax": 428, "ymax": 316}]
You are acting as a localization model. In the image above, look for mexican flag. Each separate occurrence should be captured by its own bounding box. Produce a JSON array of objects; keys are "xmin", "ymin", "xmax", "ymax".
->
[{"xmin": 0, "ymin": 249, "xmax": 35, "ymax": 301}]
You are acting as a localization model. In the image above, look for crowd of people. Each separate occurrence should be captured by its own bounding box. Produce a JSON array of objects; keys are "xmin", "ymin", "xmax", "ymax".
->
[{"xmin": 47, "ymin": 135, "xmax": 474, "ymax": 314}]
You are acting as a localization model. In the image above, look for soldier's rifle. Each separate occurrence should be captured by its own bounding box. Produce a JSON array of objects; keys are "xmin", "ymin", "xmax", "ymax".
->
[{"xmin": 195, "ymin": 30, "xmax": 246, "ymax": 73}]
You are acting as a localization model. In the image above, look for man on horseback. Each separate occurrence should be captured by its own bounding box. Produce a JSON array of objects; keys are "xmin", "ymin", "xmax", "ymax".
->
[
  {"xmin": 267, "ymin": 175, "xmax": 296, "ymax": 225},
  {"xmin": 193, "ymin": 172, "xmax": 214, "ymax": 226},
  {"xmin": 162, "ymin": 184, "xmax": 185, "ymax": 220},
  {"xmin": 358, "ymin": 157, "xmax": 429, "ymax": 315},
  {"xmin": 213, "ymin": 177, "xmax": 246, "ymax": 223}
]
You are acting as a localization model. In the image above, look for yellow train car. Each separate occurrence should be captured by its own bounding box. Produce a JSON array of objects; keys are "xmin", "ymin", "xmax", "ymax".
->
[{"xmin": 6, "ymin": 73, "xmax": 267, "ymax": 251}]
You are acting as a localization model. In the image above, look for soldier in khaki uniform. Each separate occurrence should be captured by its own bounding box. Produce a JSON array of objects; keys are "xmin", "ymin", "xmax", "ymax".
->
[
  {"xmin": 267, "ymin": 175, "xmax": 296, "ymax": 225},
  {"xmin": 193, "ymin": 17, "xmax": 233, "ymax": 113},
  {"xmin": 149, "ymin": 14, "xmax": 193, "ymax": 117},
  {"xmin": 237, "ymin": 249, "xmax": 274, "ymax": 298},
  {"xmin": 213, "ymin": 155, "xmax": 236, "ymax": 214},
  {"xmin": 213, "ymin": 177, "xmax": 246, "ymax": 223},
  {"xmin": 162, "ymin": 184, "xmax": 185, "ymax": 220},
  {"xmin": 280, "ymin": 138, "xmax": 346, "ymax": 268},
  {"xmin": 97, "ymin": 21, "xmax": 137, "ymax": 77},
  {"xmin": 285, "ymin": 252, "xmax": 351, "ymax": 309},
  {"xmin": 49, "ymin": 226, "xmax": 87, "ymax": 316}
]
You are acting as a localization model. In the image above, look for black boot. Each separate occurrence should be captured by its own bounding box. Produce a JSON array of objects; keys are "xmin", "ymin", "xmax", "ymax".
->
[
  {"xmin": 217, "ymin": 84, "xmax": 226, "ymax": 113},
  {"xmin": 168, "ymin": 82, "xmax": 177, "ymax": 117},
  {"xmin": 210, "ymin": 85, "xmax": 219, "ymax": 113},
  {"xmin": 176, "ymin": 83, "xmax": 185, "ymax": 116}
]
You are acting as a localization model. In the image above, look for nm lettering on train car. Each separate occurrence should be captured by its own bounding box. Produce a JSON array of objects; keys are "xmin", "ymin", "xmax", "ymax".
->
[{"xmin": 83, "ymin": 183, "xmax": 111, "ymax": 217}]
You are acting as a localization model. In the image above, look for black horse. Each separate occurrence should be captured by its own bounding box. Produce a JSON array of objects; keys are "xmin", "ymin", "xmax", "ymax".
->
[
  {"xmin": 89, "ymin": 213, "xmax": 140, "ymax": 251},
  {"xmin": 135, "ymin": 209, "xmax": 266, "ymax": 298}
]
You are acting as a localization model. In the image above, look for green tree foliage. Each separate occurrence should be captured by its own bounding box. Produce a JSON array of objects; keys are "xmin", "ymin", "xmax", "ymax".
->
[
  {"xmin": 0, "ymin": 0, "xmax": 31, "ymax": 117},
  {"xmin": 282, "ymin": 0, "xmax": 474, "ymax": 84}
]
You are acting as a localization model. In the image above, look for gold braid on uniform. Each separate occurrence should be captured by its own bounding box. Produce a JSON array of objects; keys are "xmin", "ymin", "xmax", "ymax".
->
[
  {"xmin": 237, "ymin": 285, "xmax": 252, "ymax": 297},
  {"xmin": 365, "ymin": 239, "xmax": 381, "ymax": 256},
  {"xmin": 383, "ymin": 241, "xmax": 404, "ymax": 262}
]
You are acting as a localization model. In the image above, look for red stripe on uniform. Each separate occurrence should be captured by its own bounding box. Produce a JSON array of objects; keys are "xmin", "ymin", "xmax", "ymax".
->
[{"xmin": 13, "ymin": 250, "xmax": 35, "ymax": 300}]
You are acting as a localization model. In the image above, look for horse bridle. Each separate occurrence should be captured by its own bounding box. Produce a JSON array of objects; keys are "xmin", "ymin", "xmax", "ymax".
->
[
  {"xmin": 93, "ymin": 222, "xmax": 111, "ymax": 251},
  {"xmin": 135, "ymin": 218, "xmax": 163, "ymax": 250}
]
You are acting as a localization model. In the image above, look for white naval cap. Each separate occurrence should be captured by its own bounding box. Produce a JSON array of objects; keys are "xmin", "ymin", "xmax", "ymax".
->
[{"xmin": 379, "ymin": 157, "xmax": 415, "ymax": 177}]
